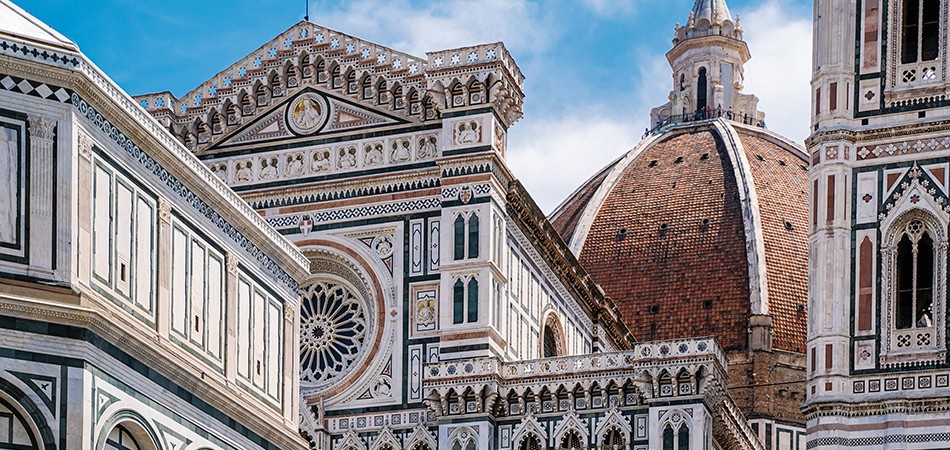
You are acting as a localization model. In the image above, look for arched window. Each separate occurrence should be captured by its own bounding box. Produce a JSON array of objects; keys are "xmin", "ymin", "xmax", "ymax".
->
[
  {"xmin": 105, "ymin": 425, "xmax": 141, "ymax": 450},
  {"xmin": 453, "ymin": 279, "xmax": 465, "ymax": 324},
  {"xmin": 881, "ymin": 207, "xmax": 948, "ymax": 367},
  {"xmin": 519, "ymin": 435, "xmax": 542, "ymax": 450},
  {"xmin": 661, "ymin": 424, "xmax": 689, "ymax": 450},
  {"xmin": 542, "ymin": 314, "xmax": 564, "ymax": 358},
  {"xmin": 454, "ymin": 213, "xmax": 479, "ymax": 260},
  {"xmin": 678, "ymin": 425, "xmax": 690, "ymax": 450},
  {"xmin": 696, "ymin": 67, "xmax": 708, "ymax": 111},
  {"xmin": 901, "ymin": 0, "xmax": 940, "ymax": 64},
  {"xmin": 467, "ymin": 278, "xmax": 479, "ymax": 323},
  {"xmin": 468, "ymin": 214, "xmax": 479, "ymax": 258},
  {"xmin": 896, "ymin": 220, "xmax": 934, "ymax": 329},
  {"xmin": 600, "ymin": 428, "xmax": 625, "ymax": 450},
  {"xmin": 560, "ymin": 431, "xmax": 583, "ymax": 449},
  {"xmin": 662, "ymin": 424, "xmax": 674, "ymax": 450},
  {"xmin": 454, "ymin": 215, "xmax": 466, "ymax": 260}
]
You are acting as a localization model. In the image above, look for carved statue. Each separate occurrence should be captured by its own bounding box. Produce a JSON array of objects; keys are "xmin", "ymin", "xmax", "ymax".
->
[
  {"xmin": 234, "ymin": 161, "xmax": 253, "ymax": 182},
  {"xmin": 286, "ymin": 153, "xmax": 304, "ymax": 176},
  {"xmin": 311, "ymin": 150, "xmax": 331, "ymax": 172}
]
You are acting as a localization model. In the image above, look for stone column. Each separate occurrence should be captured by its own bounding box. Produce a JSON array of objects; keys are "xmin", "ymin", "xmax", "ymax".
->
[
  {"xmin": 28, "ymin": 115, "xmax": 55, "ymax": 275},
  {"xmin": 282, "ymin": 293, "xmax": 299, "ymax": 422},
  {"xmin": 156, "ymin": 197, "xmax": 172, "ymax": 337},
  {"xmin": 76, "ymin": 132, "xmax": 93, "ymax": 284},
  {"xmin": 224, "ymin": 253, "xmax": 239, "ymax": 381}
]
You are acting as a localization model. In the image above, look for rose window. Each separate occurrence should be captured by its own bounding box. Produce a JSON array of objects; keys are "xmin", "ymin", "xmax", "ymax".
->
[{"xmin": 300, "ymin": 281, "xmax": 368, "ymax": 387}]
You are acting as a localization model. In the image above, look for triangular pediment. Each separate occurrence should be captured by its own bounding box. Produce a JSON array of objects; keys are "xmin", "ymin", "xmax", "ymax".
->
[
  {"xmin": 209, "ymin": 88, "xmax": 406, "ymax": 151},
  {"xmin": 135, "ymin": 21, "xmax": 435, "ymax": 154}
]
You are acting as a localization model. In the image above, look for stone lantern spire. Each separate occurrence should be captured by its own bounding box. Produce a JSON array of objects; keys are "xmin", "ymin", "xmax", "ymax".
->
[{"xmin": 649, "ymin": 0, "xmax": 763, "ymax": 128}]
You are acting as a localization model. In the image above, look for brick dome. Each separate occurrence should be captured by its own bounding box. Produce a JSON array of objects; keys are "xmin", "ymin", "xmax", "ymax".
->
[{"xmin": 551, "ymin": 119, "xmax": 809, "ymax": 353}]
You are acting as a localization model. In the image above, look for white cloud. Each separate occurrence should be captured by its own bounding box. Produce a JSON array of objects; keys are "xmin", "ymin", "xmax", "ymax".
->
[
  {"xmin": 581, "ymin": 0, "xmax": 635, "ymax": 16},
  {"xmin": 507, "ymin": 110, "xmax": 641, "ymax": 214},
  {"xmin": 740, "ymin": 0, "xmax": 812, "ymax": 145},
  {"xmin": 315, "ymin": 0, "xmax": 556, "ymax": 58},
  {"xmin": 508, "ymin": 53, "xmax": 669, "ymax": 214}
]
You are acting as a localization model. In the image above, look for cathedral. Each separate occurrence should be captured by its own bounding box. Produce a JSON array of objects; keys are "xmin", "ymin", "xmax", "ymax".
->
[{"xmin": 0, "ymin": 0, "xmax": 946, "ymax": 448}]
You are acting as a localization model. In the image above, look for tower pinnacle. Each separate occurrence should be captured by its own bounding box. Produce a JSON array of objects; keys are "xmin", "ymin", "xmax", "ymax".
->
[{"xmin": 648, "ymin": 0, "xmax": 762, "ymax": 129}]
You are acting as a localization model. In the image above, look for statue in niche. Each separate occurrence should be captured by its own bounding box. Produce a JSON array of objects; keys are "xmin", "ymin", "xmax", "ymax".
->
[
  {"xmin": 286, "ymin": 153, "xmax": 304, "ymax": 176},
  {"xmin": 339, "ymin": 147, "xmax": 357, "ymax": 169},
  {"xmin": 392, "ymin": 140, "xmax": 411, "ymax": 162},
  {"xmin": 259, "ymin": 157, "xmax": 278, "ymax": 179},
  {"xmin": 234, "ymin": 160, "xmax": 253, "ymax": 182},
  {"xmin": 311, "ymin": 150, "xmax": 331, "ymax": 172},
  {"xmin": 364, "ymin": 144, "xmax": 384, "ymax": 166},
  {"xmin": 456, "ymin": 121, "xmax": 480, "ymax": 144},
  {"xmin": 417, "ymin": 136, "xmax": 437, "ymax": 159},
  {"xmin": 0, "ymin": 128, "xmax": 17, "ymax": 244}
]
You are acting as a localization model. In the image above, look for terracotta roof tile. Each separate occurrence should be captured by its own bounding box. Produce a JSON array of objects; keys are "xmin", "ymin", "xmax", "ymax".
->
[
  {"xmin": 737, "ymin": 128, "xmax": 809, "ymax": 352},
  {"xmin": 550, "ymin": 161, "xmax": 617, "ymax": 243},
  {"xmin": 576, "ymin": 130, "xmax": 752, "ymax": 351}
]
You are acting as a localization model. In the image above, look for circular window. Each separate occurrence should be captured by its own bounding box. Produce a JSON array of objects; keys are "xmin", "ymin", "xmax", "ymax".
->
[{"xmin": 300, "ymin": 281, "xmax": 369, "ymax": 389}]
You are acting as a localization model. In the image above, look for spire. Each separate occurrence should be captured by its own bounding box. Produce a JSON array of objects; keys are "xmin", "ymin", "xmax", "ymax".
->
[
  {"xmin": 675, "ymin": 0, "xmax": 742, "ymax": 44},
  {"xmin": 691, "ymin": 0, "xmax": 733, "ymax": 29}
]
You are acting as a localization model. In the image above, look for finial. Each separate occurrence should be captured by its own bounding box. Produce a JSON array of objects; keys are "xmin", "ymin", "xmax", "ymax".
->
[
  {"xmin": 304, "ymin": 0, "xmax": 310, "ymax": 21},
  {"xmin": 688, "ymin": 11, "xmax": 695, "ymax": 27}
]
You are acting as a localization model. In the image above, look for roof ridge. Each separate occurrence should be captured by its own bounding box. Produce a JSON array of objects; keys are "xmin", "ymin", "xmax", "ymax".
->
[{"xmin": 0, "ymin": 0, "xmax": 78, "ymax": 52}]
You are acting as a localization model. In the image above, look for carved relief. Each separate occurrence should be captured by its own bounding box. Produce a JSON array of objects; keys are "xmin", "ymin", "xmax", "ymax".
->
[
  {"xmin": 454, "ymin": 120, "xmax": 481, "ymax": 145},
  {"xmin": 209, "ymin": 162, "xmax": 228, "ymax": 181},
  {"xmin": 339, "ymin": 146, "xmax": 357, "ymax": 169},
  {"xmin": 311, "ymin": 149, "xmax": 331, "ymax": 173},
  {"xmin": 234, "ymin": 159, "xmax": 254, "ymax": 182},
  {"xmin": 391, "ymin": 138, "xmax": 411, "ymax": 162},
  {"xmin": 285, "ymin": 152, "xmax": 305, "ymax": 177},
  {"xmin": 363, "ymin": 143, "xmax": 384, "ymax": 167},
  {"xmin": 287, "ymin": 92, "xmax": 328, "ymax": 135},
  {"xmin": 27, "ymin": 115, "xmax": 55, "ymax": 141},
  {"xmin": 259, "ymin": 156, "xmax": 279, "ymax": 180},
  {"xmin": 417, "ymin": 135, "xmax": 438, "ymax": 159}
]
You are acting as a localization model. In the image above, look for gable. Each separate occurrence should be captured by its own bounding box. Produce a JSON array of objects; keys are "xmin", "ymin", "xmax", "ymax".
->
[{"xmin": 211, "ymin": 88, "xmax": 406, "ymax": 150}]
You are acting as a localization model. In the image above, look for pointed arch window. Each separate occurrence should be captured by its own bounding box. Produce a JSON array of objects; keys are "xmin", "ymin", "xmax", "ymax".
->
[
  {"xmin": 468, "ymin": 215, "xmax": 480, "ymax": 258},
  {"xmin": 895, "ymin": 220, "xmax": 934, "ymax": 329},
  {"xmin": 559, "ymin": 432, "xmax": 583, "ymax": 449},
  {"xmin": 454, "ymin": 216, "xmax": 466, "ymax": 260},
  {"xmin": 453, "ymin": 212, "xmax": 480, "ymax": 260},
  {"xmin": 661, "ymin": 424, "xmax": 689, "ymax": 450},
  {"xmin": 901, "ymin": 0, "xmax": 941, "ymax": 64},
  {"xmin": 600, "ymin": 428, "xmax": 625, "ymax": 450},
  {"xmin": 467, "ymin": 278, "xmax": 479, "ymax": 323},
  {"xmin": 519, "ymin": 435, "xmax": 542, "ymax": 450},
  {"xmin": 881, "ymin": 209, "xmax": 947, "ymax": 367},
  {"xmin": 453, "ymin": 277, "xmax": 479, "ymax": 324},
  {"xmin": 453, "ymin": 279, "xmax": 465, "ymax": 324}
]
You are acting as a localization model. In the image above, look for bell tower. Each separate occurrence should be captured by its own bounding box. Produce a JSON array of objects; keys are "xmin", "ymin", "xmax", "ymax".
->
[{"xmin": 651, "ymin": 0, "xmax": 763, "ymax": 127}]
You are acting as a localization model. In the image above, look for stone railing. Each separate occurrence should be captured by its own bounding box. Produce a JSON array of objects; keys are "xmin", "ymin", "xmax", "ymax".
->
[{"xmin": 424, "ymin": 337, "xmax": 726, "ymax": 383}]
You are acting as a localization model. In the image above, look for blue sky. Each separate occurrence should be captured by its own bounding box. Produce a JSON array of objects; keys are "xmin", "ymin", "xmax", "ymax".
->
[{"xmin": 17, "ymin": 0, "xmax": 813, "ymax": 212}]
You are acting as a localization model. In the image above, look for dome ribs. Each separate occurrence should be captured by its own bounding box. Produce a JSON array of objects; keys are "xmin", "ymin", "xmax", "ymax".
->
[
  {"xmin": 576, "ymin": 130, "xmax": 751, "ymax": 350},
  {"xmin": 734, "ymin": 128, "xmax": 809, "ymax": 353}
]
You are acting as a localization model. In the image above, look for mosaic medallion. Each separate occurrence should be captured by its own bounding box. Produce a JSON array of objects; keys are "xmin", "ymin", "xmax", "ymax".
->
[
  {"xmin": 300, "ymin": 281, "xmax": 368, "ymax": 388},
  {"xmin": 287, "ymin": 92, "xmax": 328, "ymax": 135}
]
